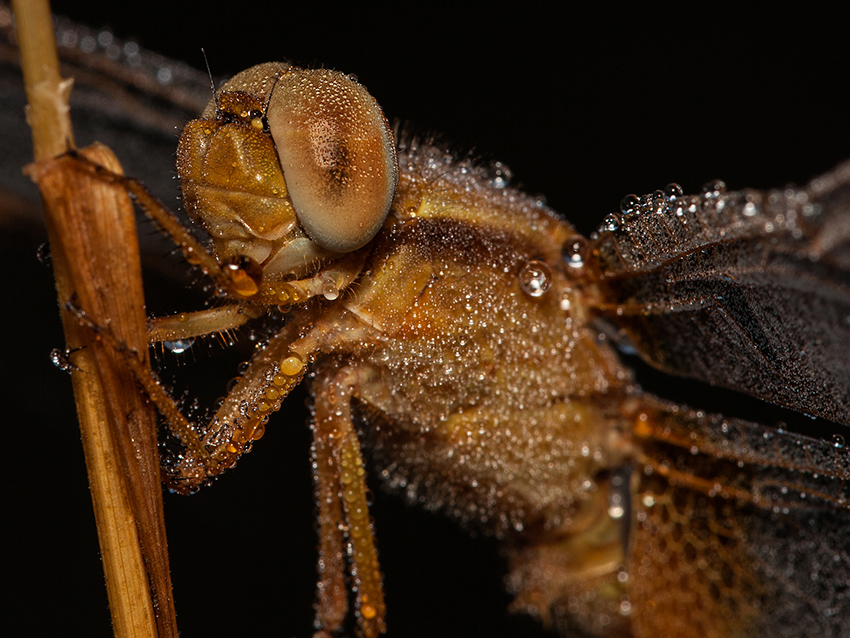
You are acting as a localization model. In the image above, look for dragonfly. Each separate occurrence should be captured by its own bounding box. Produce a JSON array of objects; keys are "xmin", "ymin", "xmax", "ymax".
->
[{"xmin": 6, "ymin": 1, "xmax": 848, "ymax": 638}]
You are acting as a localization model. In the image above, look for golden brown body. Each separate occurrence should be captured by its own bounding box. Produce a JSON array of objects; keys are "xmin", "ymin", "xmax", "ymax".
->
[{"xmin": 69, "ymin": 62, "xmax": 850, "ymax": 638}]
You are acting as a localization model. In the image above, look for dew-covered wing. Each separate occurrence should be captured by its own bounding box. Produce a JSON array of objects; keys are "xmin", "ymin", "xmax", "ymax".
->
[
  {"xmin": 589, "ymin": 161, "xmax": 850, "ymax": 425},
  {"xmin": 628, "ymin": 396, "xmax": 850, "ymax": 638},
  {"xmin": 0, "ymin": 6, "xmax": 209, "ymax": 268}
]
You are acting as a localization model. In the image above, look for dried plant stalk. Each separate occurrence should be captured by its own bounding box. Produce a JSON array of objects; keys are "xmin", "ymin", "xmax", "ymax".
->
[{"xmin": 13, "ymin": 1, "xmax": 177, "ymax": 636}]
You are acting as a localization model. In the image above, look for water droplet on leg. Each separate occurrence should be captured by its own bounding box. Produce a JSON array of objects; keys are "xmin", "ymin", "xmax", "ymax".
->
[{"xmin": 164, "ymin": 338, "xmax": 195, "ymax": 354}]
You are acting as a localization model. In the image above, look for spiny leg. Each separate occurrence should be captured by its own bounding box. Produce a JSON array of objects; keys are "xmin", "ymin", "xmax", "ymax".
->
[
  {"xmin": 58, "ymin": 150, "xmax": 356, "ymax": 487},
  {"xmin": 66, "ymin": 300, "xmax": 311, "ymax": 491},
  {"xmin": 313, "ymin": 424, "xmax": 349, "ymax": 635},
  {"xmin": 66, "ymin": 301, "xmax": 214, "ymax": 469},
  {"xmin": 312, "ymin": 366, "xmax": 386, "ymax": 638},
  {"xmin": 149, "ymin": 305, "xmax": 263, "ymax": 343}
]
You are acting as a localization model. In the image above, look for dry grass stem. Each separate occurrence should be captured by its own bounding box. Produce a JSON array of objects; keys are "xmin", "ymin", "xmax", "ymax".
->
[{"xmin": 13, "ymin": 1, "xmax": 177, "ymax": 636}]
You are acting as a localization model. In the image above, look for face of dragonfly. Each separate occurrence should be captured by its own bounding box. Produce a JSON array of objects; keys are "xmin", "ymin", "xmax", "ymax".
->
[
  {"xmin": 177, "ymin": 62, "xmax": 398, "ymax": 284},
  {"xmin": 5, "ymin": 2, "xmax": 850, "ymax": 637}
]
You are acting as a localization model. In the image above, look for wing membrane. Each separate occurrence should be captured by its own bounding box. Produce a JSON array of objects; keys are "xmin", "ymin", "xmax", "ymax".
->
[
  {"xmin": 631, "ymin": 396, "xmax": 850, "ymax": 637},
  {"xmin": 1, "ymin": 9, "xmax": 209, "ymax": 223},
  {"xmin": 590, "ymin": 162, "xmax": 850, "ymax": 425}
]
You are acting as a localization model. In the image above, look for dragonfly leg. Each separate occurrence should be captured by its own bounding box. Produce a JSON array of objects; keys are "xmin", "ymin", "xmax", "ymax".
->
[{"xmin": 312, "ymin": 366, "xmax": 386, "ymax": 638}]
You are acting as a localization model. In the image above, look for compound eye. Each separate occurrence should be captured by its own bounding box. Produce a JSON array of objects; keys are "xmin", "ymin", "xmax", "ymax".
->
[{"xmin": 267, "ymin": 69, "xmax": 398, "ymax": 253}]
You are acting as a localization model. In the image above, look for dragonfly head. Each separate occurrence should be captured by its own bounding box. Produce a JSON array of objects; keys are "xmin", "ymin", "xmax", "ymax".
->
[{"xmin": 177, "ymin": 62, "xmax": 398, "ymax": 281}]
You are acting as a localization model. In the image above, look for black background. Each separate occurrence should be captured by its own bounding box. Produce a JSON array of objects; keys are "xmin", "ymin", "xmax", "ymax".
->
[{"xmin": 6, "ymin": 2, "xmax": 849, "ymax": 637}]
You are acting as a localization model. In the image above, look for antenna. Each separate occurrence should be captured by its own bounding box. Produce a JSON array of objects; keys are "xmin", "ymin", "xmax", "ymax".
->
[{"xmin": 201, "ymin": 48, "xmax": 219, "ymax": 113}]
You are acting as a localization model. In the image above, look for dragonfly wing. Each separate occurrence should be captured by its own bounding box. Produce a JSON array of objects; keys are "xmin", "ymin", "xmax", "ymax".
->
[
  {"xmin": 590, "ymin": 161, "xmax": 850, "ymax": 425},
  {"xmin": 629, "ymin": 395, "xmax": 850, "ymax": 638},
  {"xmin": 1, "ymin": 13, "xmax": 209, "ymax": 271}
]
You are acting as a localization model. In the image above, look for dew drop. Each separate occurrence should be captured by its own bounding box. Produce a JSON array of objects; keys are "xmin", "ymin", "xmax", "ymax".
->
[
  {"xmin": 803, "ymin": 203, "xmax": 821, "ymax": 218},
  {"xmin": 124, "ymin": 40, "xmax": 139, "ymax": 57},
  {"xmin": 280, "ymin": 354, "xmax": 305, "ymax": 376},
  {"xmin": 608, "ymin": 504, "xmax": 625, "ymax": 519},
  {"xmin": 97, "ymin": 29, "xmax": 113, "ymax": 47},
  {"xmin": 164, "ymin": 338, "xmax": 194, "ymax": 354},
  {"xmin": 518, "ymin": 260, "xmax": 552, "ymax": 297},
  {"xmin": 619, "ymin": 194, "xmax": 639, "ymax": 215},
  {"xmin": 701, "ymin": 179, "xmax": 727, "ymax": 199},
  {"xmin": 664, "ymin": 183, "xmax": 683, "ymax": 200},
  {"xmin": 832, "ymin": 434, "xmax": 845, "ymax": 449},
  {"xmin": 156, "ymin": 66, "xmax": 173, "ymax": 85},
  {"xmin": 562, "ymin": 237, "xmax": 587, "ymax": 269},
  {"xmin": 490, "ymin": 161, "xmax": 512, "ymax": 188},
  {"xmin": 603, "ymin": 213, "xmax": 621, "ymax": 232},
  {"xmin": 36, "ymin": 242, "xmax": 51, "ymax": 266},
  {"xmin": 80, "ymin": 35, "xmax": 96, "ymax": 54},
  {"xmin": 50, "ymin": 348, "xmax": 78, "ymax": 373}
]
